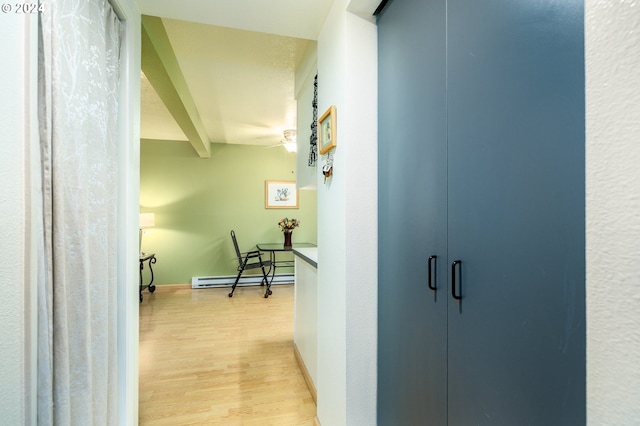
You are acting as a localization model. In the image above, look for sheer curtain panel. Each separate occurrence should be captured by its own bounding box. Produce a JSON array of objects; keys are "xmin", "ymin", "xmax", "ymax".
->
[{"xmin": 37, "ymin": 0, "xmax": 122, "ymax": 424}]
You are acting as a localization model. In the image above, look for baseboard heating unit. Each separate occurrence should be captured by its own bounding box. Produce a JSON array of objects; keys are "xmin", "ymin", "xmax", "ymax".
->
[{"xmin": 191, "ymin": 273, "xmax": 294, "ymax": 289}]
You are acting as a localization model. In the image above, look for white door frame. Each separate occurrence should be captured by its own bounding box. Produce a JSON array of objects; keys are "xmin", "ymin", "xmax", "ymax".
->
[{"xmin": 110, "ymin": 0, "xmax": 141, "ymax": 424}]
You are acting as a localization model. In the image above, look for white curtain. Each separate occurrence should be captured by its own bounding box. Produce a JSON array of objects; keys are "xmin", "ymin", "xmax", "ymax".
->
[{"xmin": 37, "ymin": 0, "xmax": 122, "ymax": 424}]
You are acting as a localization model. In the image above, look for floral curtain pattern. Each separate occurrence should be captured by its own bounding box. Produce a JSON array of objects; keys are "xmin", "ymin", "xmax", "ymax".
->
[{"xmin": 37, "ymin": 0, "xmax": 121, "ymax": 424}]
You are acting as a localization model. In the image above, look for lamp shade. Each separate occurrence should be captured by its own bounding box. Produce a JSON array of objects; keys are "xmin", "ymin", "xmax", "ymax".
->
[{"xmin": 139, "ymin": 213, "xmax": 155, "ymax": 228}]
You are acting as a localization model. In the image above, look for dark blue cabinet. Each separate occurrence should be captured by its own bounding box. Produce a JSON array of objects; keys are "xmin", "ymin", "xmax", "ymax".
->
[
  {"xmin": 378, "ymin": 0, "xmax": 448, "ymax": 424},
  {"xmin": 378, "ymin": 0, "xmax": 585, "ymax": 424}
]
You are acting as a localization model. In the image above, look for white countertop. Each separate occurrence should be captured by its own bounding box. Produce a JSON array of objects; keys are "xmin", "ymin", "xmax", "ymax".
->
[{"xmin": 293, "ymin": 247, "xmax": 317, "ymax": 268}]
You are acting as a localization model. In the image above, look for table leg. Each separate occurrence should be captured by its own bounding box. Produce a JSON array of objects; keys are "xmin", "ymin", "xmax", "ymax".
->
[
  {"xmin": 148, "ymin": 256, "xmax": 156, "ymax": 293},
  {"xmin": 139, "ymin": 255, "xmax": 157, "ymax": 302},
  {"xmin": 266, "ymin": 251, "xmax": 277, "ymax": 298}
]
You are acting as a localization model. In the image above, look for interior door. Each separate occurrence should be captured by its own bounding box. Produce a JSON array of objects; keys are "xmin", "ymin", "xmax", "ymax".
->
[
  {"xmin": 377, "ymin": 0, "xmax": 448, "ymax": 424},
  {"xmin": 445, "ymin": 0, "xmax": 586, "ymax": 424}
]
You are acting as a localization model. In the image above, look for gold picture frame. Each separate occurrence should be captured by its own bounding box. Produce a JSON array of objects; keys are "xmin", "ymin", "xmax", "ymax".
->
[
  {"xmin": 265, "ymin": 180, "xmax": 299, "ymax": 209},
  {"xmin": 318, "ymin": 105, "xmax": 337, "ymax": 154}
]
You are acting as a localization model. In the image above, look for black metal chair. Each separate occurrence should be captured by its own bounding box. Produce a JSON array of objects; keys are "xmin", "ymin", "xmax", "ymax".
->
[{"xmin": 229, "ymin": 230, "xmax": 272, "ymax": 298}]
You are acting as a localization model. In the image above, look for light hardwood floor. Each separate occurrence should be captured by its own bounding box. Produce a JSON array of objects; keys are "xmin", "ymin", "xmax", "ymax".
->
[{"xmin": 139, "ymin": 284, "xmax": 317, "ymax": 425}]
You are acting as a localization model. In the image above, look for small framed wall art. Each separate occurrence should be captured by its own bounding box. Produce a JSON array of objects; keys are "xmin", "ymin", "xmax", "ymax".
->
[
  {"xmin": 318, "ymin": 105, "xmax": 337, "ymax": 154},
  {"xmin": 265, "ymin": 180, "xmax": 299, "ymax": 209}
]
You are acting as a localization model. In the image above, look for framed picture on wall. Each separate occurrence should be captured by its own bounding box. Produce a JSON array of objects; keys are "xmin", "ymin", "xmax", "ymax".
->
[
  {"xmin": 318, "ymin": 105, "xmax": 337, "ymax": 154},
  {"xmin": 265, "ymin": 180, "xmax": 299, "ymax": 209}
]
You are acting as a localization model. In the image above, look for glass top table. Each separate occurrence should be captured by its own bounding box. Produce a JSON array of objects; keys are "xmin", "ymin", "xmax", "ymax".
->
[
  {"xmin": 255, "ymin": 243, "xmax": 316, "ymax": 297},
  {"xmin": 256, "ymin": 242, "xmax": 317, "ymax": 252}
]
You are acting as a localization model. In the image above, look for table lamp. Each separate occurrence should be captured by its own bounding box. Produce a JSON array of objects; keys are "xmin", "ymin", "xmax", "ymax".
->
[{"xmin": 139, "ymin": 212, "xmax": 155, "ymax": 255}]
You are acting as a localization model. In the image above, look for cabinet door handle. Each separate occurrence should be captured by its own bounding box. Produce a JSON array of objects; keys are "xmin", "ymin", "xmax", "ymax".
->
[
  {"xmin": 451, "ymin": 260, "xmax": 462, "ymax": 300},
  {"xmin": 428, "ymin": 255, "xmax": 437, "ymax": 291}
]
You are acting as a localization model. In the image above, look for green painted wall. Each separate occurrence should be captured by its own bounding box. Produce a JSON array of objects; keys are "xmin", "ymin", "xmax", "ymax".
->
[{"xmin": 140, "ymin": 140, "xmax": 318, "ymax": 284}]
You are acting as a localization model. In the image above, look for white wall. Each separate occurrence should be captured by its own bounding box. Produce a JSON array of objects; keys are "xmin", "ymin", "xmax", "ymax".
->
[
  {"xmin": 316, "ymin": 0, "xmax": 378, "ymax": 424},
  {"xmin": 343, "ymin": 11, "xmax": 378, "ymax": 426},
  {"xmin": 585, "ymin": 2, "xmax": 640, "ymax": 424},
  {"xmin": 317, "ymin": 2, "xmax": 348, "ymax": 422},
  {"xmin": 111, "ymin": 0, "xmax": 142, "ymax": 423},
  {"xmin": 0, "ymin": 12, "xmax": 37, "ymax": 425}
]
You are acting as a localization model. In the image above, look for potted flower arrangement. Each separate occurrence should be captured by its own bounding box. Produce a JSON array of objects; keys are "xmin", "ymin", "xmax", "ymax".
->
[{"xmin": 278, "ymin": 217, "xmax": 300, "ymax": 247}]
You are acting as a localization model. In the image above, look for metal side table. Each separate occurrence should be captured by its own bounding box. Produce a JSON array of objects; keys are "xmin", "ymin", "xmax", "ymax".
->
[{"xmin": 139, "ymin": 253, "xmax": 157, "ymax": 302}]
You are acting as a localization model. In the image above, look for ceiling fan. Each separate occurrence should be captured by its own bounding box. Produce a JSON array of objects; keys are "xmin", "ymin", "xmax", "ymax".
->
[{"xmin": 265, "ymin": 129, "xmax": 297, "ymax": 152}]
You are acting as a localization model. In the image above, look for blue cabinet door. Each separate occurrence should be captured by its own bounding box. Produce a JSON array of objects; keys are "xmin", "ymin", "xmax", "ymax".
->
[
  {"xmin": 378, "ymin": 0, "xmax": 585, "ymax": 424},
  {"xmin": 446, "ymin": 0, "xmax": 585, "ymax": 424},
  {"xmin": 377, "ymin": 0, "xmax": 448, "ymax": 424}
]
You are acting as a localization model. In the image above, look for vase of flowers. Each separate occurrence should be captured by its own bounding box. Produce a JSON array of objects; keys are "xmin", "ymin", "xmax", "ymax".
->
[{"xmin": 278, "ymin": 217, "xmax": 300, "ymax": 247}]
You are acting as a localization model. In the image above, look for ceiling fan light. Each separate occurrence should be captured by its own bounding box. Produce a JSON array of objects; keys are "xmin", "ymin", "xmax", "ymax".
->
[
  {"xmin": 283, "ymin": 129, "xmax": 297, "ymax": 141},
  {"xmin": 283, "ymin": 142, "xmax": 297, "ymax": 152}
]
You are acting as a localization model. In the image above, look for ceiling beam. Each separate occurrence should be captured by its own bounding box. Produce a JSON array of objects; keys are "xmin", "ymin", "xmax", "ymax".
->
[{"xmin": 141, "ymin": 15, "xmax": 211, "ymax": 158}]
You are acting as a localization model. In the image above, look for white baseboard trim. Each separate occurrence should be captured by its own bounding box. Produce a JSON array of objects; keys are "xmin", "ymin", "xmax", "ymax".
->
[{"xmin": 191, "ymin": 273, "xmax": 294, "ymax": 289}]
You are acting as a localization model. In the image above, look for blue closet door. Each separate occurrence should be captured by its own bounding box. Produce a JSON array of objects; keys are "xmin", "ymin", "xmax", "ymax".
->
[
  {"xmin": 377, "ymin": 0, "xmax": 447, "ymax": 424},
  {"xmin": 446, "ymin": 0, "xmax": 585, "ymax": 424}
]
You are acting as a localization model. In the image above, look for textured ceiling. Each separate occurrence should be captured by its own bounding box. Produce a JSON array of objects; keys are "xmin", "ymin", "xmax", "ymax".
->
[
  {"xmin": 135, "ymin": 0, "xmax": 332, "ymax": 40},
  {"xmin": 137, "ymin": 0, "xmax": 330, "ymax": 152}
]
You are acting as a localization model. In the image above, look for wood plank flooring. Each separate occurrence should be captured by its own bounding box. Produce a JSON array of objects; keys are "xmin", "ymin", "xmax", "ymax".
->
[{"xmin": 139, "ymin": 284, "xmax": 317, "ymax": 425}]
